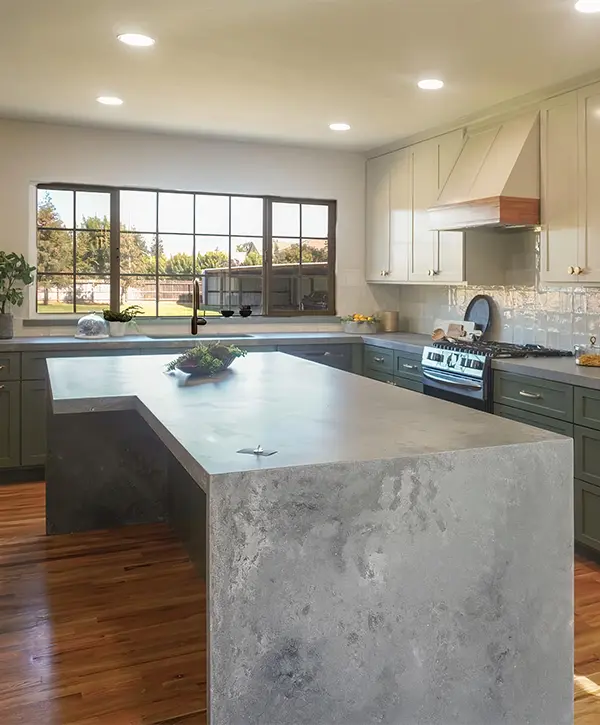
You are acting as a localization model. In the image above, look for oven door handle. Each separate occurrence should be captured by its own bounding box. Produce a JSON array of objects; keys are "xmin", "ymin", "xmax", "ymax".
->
[{"xmin": 423, "ymin": 369, "xmax": 483, "ymax": 391}]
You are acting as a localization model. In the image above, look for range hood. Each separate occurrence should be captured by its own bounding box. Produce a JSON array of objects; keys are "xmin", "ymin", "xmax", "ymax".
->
[{"xmin": 429, "ymin": 112, "xmax": 540, "ymax": 230}]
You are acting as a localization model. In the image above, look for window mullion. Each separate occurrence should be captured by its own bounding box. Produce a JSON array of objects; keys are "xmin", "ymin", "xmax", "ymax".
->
[{"xmin": 109, "ymin": 188, "xmax": 121, "ymax": 312}]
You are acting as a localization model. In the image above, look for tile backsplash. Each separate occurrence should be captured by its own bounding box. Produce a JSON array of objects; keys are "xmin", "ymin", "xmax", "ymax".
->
[{"xmin": 398, "ymin": 237, "xmax": 600, "ymax": 351}]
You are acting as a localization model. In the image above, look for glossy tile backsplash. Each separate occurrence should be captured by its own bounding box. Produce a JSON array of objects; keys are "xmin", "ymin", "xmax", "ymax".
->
[
  {"xmin": 398, "ymin": 236, "xmax": 599, "ymax": 350},
  {"xmin": 398, "ymin": 284, "xmax": 600, "ymax": 350}
]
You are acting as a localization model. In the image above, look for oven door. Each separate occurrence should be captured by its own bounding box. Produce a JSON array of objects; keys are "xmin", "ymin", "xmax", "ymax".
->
[{"xmin": 422, "ymin": 368, "xmax": 490, "ymax": 412}]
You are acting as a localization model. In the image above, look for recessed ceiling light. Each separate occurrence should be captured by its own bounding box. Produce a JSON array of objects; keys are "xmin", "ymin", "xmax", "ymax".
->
[
  {"xmin": 575, "ymin": 0, "xmax": 600, "ymax": 12},
  {"xmin": 97, "ymin": 96, "xmax": 123, "ymax": 106},
  {"xmin": 117, "ymin": 33, "xmax": 155, "ymax": 46},
  {"xmin": 418, "ymin": 79, "xmax": 444, "ymax": 90},
  {"xmin": 329, "ymin": 123, "xmax": 351, "ymax": 131}
]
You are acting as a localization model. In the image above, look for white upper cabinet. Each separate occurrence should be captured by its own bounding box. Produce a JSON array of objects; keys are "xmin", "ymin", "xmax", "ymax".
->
[
  {"xmin": 540, "ymin": 92, "xmax": 579, "ymax": 284},
  {"xmin": 579, "ymin": 82, "xmax": 600, "ymax": 283},
  {"xmin": 366, "ymin": 149, "xmax": 411, "ymax": 283},
  {"xmin": 388, "ymin": 148, "xmax": 412, "ymax": 282},
  {"xmin": 409, "ymin": 130, "xmax": 465, "ymax": 283},
  {"xmin": 365, "ymin": 153, "xmax": 392, "ymax": 282}
]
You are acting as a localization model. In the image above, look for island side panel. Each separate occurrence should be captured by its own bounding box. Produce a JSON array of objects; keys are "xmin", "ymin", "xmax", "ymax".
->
[
  {"xmin": 46, "ymin": 409, "xmax": 168, "ymax": 534},
  {"xmin": 207, "ymin": 440, "xmax": 573, "ymax": 725}
]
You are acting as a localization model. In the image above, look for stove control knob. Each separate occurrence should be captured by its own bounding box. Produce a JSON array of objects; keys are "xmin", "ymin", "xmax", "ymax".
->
[{"xmin": 447, "ymin": 353, "xmax": 458, "ymax": 368}]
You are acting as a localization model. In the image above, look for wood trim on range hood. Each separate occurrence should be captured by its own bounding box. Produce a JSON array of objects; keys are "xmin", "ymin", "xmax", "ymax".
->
[{"xmin": 428, "ymin": 196, "xmax": 540, "ymax": 230}]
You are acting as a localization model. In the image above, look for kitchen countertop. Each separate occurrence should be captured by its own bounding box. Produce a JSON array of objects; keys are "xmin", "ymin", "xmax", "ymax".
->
[
  {"xmin": 0, "ymin": 331, "xmax": 364, "ymax": 352},
  {"xmin": 47, "ymin": 351, "xmax": 561, "ymax": 478},
  {"xmin": 492, "ymin": 356, "xmax": 600, "ymax": 390}
]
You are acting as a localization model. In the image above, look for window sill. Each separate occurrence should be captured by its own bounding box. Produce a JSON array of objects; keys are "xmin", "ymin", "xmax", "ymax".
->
[{"xmin": 23, "ymin": 315, "xmax": 341, "ymax": 328}]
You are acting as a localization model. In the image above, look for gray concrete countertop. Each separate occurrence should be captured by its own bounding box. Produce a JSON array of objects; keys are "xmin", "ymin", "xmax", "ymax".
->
[
  {"xmin": 47, "ymin": 352, "xmax": 560, "ymax": 481},
  {"xmin": 492, "ymin": 356, "xmax": 600, "ymax": 390},
  {"xmin": 361, "ymin": 332, "xmax": 430, "ymax": 353},
  {"xmin": 0, "ymin": 331, "xmax": 364, "ymax": 352}
]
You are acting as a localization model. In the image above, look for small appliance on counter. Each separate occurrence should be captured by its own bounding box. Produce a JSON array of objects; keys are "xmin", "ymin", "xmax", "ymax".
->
[{"xmin": 421, "ymin": 339, "xmax": 573, "ymax": 412}]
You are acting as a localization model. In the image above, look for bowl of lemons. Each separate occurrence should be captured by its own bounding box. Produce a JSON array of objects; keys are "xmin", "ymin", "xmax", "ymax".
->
[{"xmin": 341, "ymin": 313, "xmax": 379, "ymax": 334}]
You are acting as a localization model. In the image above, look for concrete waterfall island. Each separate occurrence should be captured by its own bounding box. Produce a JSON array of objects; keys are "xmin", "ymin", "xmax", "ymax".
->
[{"xmin": 46, "ymin": 352, "xmax": 573, "ymax": 725}]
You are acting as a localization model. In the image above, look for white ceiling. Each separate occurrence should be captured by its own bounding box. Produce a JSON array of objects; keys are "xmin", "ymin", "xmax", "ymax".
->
[{"xmin": 3, "ymin": 0, "xmax": 600, "ymax": 150}]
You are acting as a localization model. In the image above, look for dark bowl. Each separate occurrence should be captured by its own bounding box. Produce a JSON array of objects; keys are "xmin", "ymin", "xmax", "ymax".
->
[
  {"xmin": 176, "ymin": 354, "xmax": 236, "ymax": 378},
  {"xmin": 239, "ymin": 309, "xmax": 252, "ymax": 318},
  {"xmin": 220, "ymin": 310, "xmax": 235, "ymax": 318}
]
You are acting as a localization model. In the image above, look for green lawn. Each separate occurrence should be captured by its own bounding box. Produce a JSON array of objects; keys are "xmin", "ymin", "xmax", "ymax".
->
[{"xmin": 37, "ymin": 300, "xmax": 220, "ymax": 317}]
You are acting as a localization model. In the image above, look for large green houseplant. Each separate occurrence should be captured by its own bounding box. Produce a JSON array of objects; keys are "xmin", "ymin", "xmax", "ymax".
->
[{"xmin": 0, "ymin": 252, "xmax": 36, "ymax": 339}]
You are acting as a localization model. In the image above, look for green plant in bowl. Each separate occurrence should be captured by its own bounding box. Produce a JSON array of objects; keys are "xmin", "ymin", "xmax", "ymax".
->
[{"xmin": 166, "ymin": 341, "xmax": 247, "ymax": 377}]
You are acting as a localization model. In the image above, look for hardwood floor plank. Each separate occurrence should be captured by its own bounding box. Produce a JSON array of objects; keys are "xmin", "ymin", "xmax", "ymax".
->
[{"xmin": 0, "ymin": 483, "xmax": 206, "ymax": 725}]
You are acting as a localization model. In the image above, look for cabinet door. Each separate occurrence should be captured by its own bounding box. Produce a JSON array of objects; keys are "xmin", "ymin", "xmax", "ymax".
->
[
  {"xmin": 409, "ymin": 140, "xmax": 437, "ymax": 281},
  {"xmin": 21, "ymin": 380, "xmax": 47, "ymax": 467},
  {"xmin": 0, "ymin": 382, "xmax": 20, "ymax": 468},
  {"xmin": 434, "ymin": 131, "xmax": 465, "ymax": 283},
  {"xmin": 366, "ymin": 154, "xmax": 391, "ymax": 282},
  {"xmin": 579, "ymin": 83, "xmax": 600, "ymax": 283},
  {"xmin": 539, "ymin": 93, "xmax": 579, "ymax": 283},
  {"xmin": 575, "ymin": 479, "xmax": 600, "ymax": 551},
  {"xmin": 388, "ymin": 149, "xmax": 411, "ymax": 282}
]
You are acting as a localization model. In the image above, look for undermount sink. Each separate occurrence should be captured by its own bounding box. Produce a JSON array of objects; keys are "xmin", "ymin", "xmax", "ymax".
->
[{"xmin": 146, "ymin": 333, "xmax": 254, "ymax": 340}]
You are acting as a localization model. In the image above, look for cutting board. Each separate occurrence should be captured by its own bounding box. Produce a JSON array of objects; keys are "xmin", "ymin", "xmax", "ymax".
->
[{"xmin": 433, "ymin": 319, "xmax": 476, "ymax": 339}]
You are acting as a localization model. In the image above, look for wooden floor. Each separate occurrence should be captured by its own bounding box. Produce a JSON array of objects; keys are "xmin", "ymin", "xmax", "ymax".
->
[
  {"xmin": 0, "ymin": 483, "xmax": 207, "ymax": 725},
  {"xmin": 1, "ymin": 484, "xmax": 600, "ymax": 723}
]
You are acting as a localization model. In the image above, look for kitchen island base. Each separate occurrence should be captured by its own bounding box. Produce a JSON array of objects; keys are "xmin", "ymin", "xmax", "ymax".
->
[{"xmin": 46, "ymin": 353, "xmax": 574, "ymax": 725}]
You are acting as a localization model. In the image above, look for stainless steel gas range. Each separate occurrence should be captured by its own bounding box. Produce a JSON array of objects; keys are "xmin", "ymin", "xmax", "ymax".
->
[{"xmin": 421, "ymin": 340, "xmax": 573, "ymax": 412}]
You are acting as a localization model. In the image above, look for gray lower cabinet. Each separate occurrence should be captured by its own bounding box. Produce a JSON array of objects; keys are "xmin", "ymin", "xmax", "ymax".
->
[
  {"xmin": 21, "ymin": 380, "xmax": 47, "ymax": 467},
  {"xmin": 0, "ymin": 382, "xmax": 20, "ymax": 468},
  {"xmin": 364, "ymin": 345, "xmax": 394, "ymax": 375},
  {"xmin": 493, "ymin": 371, "xmax": 573, "ymax": 421},
  {"xmin": 279, "ymin": 344, "xmax": 352, "ymax": 372},
  {"xmin": 494, "ymin": 403, "xmax": 574, "ymax": 437},
  {"xmin": 364, "ymin": 368, "xmax": 423, "ymax": 393},
  {"xmin": 575, "ymin": 479, "xmax": 600, "ymax": 550},
  {"xmin": 575, "ymin": 425, "xmax": 600, "ymax": 487}
]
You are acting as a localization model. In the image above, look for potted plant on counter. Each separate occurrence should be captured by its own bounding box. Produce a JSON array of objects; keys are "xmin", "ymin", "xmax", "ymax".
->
[
  {"xmin": 103, "ymin": 305, "xmax": 144, "ymax": 337},
  {"xmin": 0, "ymin": 252, "xmax": 36, "ymax": 340}
]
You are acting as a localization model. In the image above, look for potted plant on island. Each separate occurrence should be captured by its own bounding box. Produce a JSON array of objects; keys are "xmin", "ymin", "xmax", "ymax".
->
[
  {"xmin": 0, "ymin": 252, "xmax": 36, "ymax": 340},
  {"xmin": 166, "ymin": 342, "xmax": 247, "ymax": 377},
  {"xmin": 103, "ymin": 305, "xmax": 144, "ymax": 337}
]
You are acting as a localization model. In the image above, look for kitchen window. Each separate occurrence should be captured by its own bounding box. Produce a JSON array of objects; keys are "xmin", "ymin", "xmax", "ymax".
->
[{"xmin": 36, "ymin": 185, "xmax": 336, "ymax": 317}]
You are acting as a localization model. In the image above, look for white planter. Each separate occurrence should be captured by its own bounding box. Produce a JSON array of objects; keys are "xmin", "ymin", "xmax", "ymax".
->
[
  {"xmin": 342, "ymin": 321, "xmax": 377, "ymax": 335},
  {"xmin": 109, "ymin": 321, "xmax": 128, "ymax": 337}
]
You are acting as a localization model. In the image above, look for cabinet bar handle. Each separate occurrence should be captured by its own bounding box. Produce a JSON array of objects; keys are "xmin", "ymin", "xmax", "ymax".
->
[
  {"xmin": 373, "ymin": 357, "xmax": 385, "ymax": 363},
  {"xmin": 402, "ymin": 364, "xmax": 418, "ymax": 370},
  {"xmin": 0, "ymin": 385, "xmax": 4, "ymax": 390},
  {"xmin": 519, "ymin": 390, "xmax": 542, "ymax": 399},
  {"xmin": 0, "ymin": 365, "xmax": 4, "ymax": 370},
  {"xmin": 385, "ymin": 380, "xmax": 397, "ymax": 386}
]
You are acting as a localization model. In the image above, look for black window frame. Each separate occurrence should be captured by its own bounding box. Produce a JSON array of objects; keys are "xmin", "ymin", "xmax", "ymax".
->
[{"xmin": 35, "ymin": 183, "xmax": 336, "ymax": 318}]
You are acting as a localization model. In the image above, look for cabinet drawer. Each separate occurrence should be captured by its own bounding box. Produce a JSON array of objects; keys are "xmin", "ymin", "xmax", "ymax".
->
[
  {"xmin": 0, "ymin": 382, "xmax": 20, "ymax": 468},
  {"xmin": 0, "ymin": 352, "xmax": 20, "ymax": 381},
  {"xmin": 575, "ymin": 425, "xmax": 600, "ymax": 486},
  {"xmin": 364, "ymin": 369, "xmax": 396, "ymax": 385},
  {"xmin": 494, "ymin": 404, "xmax": 574, "ymax": 437},
  {"xmin": 22, "ymin": 349, "xmax": 139, "ymax": 379},
  {"xmin": 281, "ymin": 345, "xmax": 351, "ymax": 371},
  {"xmin": 394, "ymin": 375, "xmax": 423, "ymax": 393},
  {"xmin": 493, "ymin": 372, "xmax": 573, "ymax": 421},
  {"xmin": 364, "ymin": 345, "xmax": 394, "ymax": 375},
  {"xmin": 575, "ymin": 479, "xmax": 600, "ymax": 551},
  {"xmin": 574, "ymin": 387, "xmax": 600, "ymax": 431},
  {"xmin": 394, "ymin": 352, "xmax": 422, "ymax": 382}
]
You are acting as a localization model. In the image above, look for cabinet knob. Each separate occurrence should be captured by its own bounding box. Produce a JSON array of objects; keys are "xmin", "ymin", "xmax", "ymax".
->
[
  {"xmin": 428, "ymin": 269, "xmax": 439, "ymax": 277},
  {"xmin": 574, "ymin": 266, "xmax": 583, "ymax": 275},
  {"xmin": 568, "ymin": 266, "xmax": 575, "ymax": 275}
]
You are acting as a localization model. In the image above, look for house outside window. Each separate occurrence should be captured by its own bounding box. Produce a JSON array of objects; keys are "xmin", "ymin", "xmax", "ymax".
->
[{"xmin": 36, "ymin": 185, "xmax": 336, "ymax": 317}]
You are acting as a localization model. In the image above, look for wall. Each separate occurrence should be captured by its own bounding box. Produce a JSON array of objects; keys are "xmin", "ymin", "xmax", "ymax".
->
[
  {"xmin": 397, "ymin": 234, "xmax": 598, "ymax": 350},
  {"xmin": 0, "ymin": 118, "xmax": 399, "ymax": 334}
]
